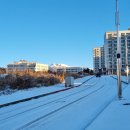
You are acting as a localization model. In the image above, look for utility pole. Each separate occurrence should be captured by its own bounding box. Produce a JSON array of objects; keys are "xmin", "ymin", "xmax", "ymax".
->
[
  {"xmin": 115, "ymin": 0, "xmax": 122, "ymax": 99},
  {"xmin": 125, "ymin": 36, "xmax": 129, "ymax": 83},
  {"xmin": 112, "ymin": 42, "xmax": 114, "ymax": 75}
]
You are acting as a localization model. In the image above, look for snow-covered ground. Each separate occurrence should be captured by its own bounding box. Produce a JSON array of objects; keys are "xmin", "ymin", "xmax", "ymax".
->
[
  {"xmin": 112, "ymin": 74, "xmax": 129, "ymax": 83},
  {"xmin": 0, "ymin": 76, "xmax": 93, "ymax": 104},
  {"xmin": 0, "ymin": 75, "xmax": 129, "ymax": 130},
  {"xmin": 86, "ymin": 77, "xmax": 130, "ymax": 130}
]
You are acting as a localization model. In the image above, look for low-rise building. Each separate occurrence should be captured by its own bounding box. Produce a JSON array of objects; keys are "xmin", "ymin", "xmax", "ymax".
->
[
  {"xmin": 66, "ymin": 67, "xmax": 83, "ymax": 73},
  {"xmin": 49, "ymin": 64, "xmax": 83, "ymax": 74},
  {"xmin": 49, "ymin": 64, "xmax": 68, "ymax": 73},
  {"xmin": 7, "ymin": 60, "xmax": 48, "ymax": 73}
]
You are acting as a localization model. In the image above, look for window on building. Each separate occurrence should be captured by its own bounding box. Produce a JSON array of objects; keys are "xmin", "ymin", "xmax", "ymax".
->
[
  {"xmin": 108, "ymin": 40, "xmax": 112, "ymax": 43},
  {"xmin": 126, "ymin": 33, "xmax": 130, "ymax": 36},
  {"xmin": 108, "ymin": 34, "xmax": 112, "ymax": 39}
]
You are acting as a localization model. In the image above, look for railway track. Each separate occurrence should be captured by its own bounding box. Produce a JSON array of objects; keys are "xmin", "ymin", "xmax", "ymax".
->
[
  {"xmin": 15, "ymin": 78, "xmax": 105, "ymax": 130},
  {"xmin": 0, "ymin": 77, "xmax": 98, "ymax": 121},
  {"xmin": 2, "ymin": 76, "xmax": 127, "ymax": 130},
  {"xmin": 83, "ymin": 76, "xmax": 129, "ymax": 130},
  {"xmin": 0, "ymin": 76, "xmax": 95, "ymax": 116},
  {"xmin": 16, "ymin": 76, "xmax": 128, "ymax": 130},
  {"xmin": 0, "ymin": 76, "xmax": 94, "ymax": 108},
  {"xmin": 0, "ymin": 77, "xmax": 106, "ymax": 130}
]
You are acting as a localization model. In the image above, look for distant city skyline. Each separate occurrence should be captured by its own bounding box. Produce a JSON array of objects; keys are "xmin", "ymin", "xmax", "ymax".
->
[{"xmin": 0, "ymin": 0, "xmax": 130, "ymax": 68}]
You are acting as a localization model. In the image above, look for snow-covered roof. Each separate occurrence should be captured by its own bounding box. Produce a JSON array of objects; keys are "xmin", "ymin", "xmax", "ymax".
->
[{"xmin": 50, "ymin": 64, "xmax": 70, "ymax": 68}]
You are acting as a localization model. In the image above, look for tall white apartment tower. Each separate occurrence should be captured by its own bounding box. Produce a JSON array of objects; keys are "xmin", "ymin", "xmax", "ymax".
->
[
  {"xmin": 104, "ymin": 28, "xmax": 130, "ymax": 74},
  {"xmin": 93, "ymin": 47, "xmax": 105, "ymax": 73}
]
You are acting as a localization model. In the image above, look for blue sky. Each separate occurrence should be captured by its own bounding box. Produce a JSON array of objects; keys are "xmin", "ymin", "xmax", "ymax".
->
[{"xmin": 0, "ymin": 0, "xmax": 130, "ymax": 68}]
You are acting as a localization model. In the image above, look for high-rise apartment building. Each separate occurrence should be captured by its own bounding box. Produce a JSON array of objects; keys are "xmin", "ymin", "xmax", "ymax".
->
[
  {"xmin": 93, "ymin": 47, "xmax": 105, "ymax": 73},
  {"xmin": 93, "ymin": 28, "xmax": 130, "ymax": 74},
  {"xmin": 104, "ymin": 28, "xmax": 130, "ymax": 74}
]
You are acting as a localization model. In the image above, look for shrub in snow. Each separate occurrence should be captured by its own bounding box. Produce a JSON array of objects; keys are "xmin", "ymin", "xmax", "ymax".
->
[{"xmin": 0, "ymin": 71, "xmax": 64, "ymax": 91}]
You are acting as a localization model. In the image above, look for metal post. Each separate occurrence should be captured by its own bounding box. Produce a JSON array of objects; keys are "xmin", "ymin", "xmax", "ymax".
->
[
  {"xmin": 112, "ymin": 42, "xmax": 113, "ymax": 75},
  {"xmin": 125, "ymin": 36, "xmax": 129, "ymax": 83},
  {"xmin": 115, "ymin": 0, "xmax": 122, "ymax": 99}
]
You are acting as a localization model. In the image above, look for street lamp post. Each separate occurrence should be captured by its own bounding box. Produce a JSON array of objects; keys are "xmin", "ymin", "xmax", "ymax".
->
[{"xmin": 115, "ymin": 0, "xmax": 122, "ymax": 99}]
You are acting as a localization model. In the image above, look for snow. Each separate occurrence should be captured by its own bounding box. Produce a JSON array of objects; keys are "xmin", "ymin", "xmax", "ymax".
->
[
  {"xmin": 49, "ymin": 63, "xmax": 70, "ymax": 72},
  {"xmin": 50, "ymin": 64, "xmax": 70, "ymax": 67},
  {"xmin": 0, "ymin": 75, "xmax": 130, "ymax": 130},
  {"xmin": 86, "ymin": 80, "xmax": 130, "ymax": 130},
  {"xmin": 0, "ymin": 84, "xmax": 64, "ymax": 104},
  {"xmin": 0, "ymin": 76, "xmax": 93, "ymax": 104}
]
